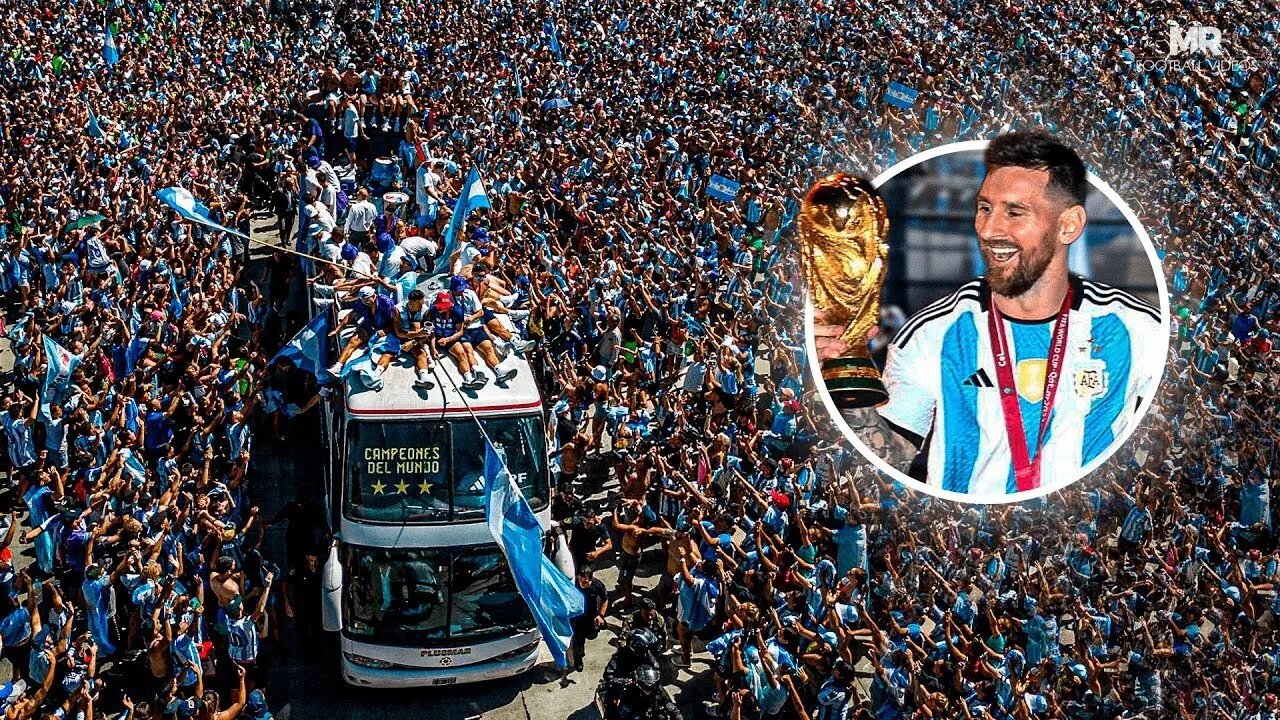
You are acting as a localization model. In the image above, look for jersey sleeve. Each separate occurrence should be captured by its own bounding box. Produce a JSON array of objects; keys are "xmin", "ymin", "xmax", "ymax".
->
[
  {"xmin": 1129, "ymin": 311, "xmax": 1167, "ymax": 406},
  {"xmin": 876, "ymin": 337, "xmax": 937, "ymax": 439}
]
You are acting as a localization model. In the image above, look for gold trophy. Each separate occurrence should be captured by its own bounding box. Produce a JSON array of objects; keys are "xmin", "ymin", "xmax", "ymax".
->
[{"xmin": 799, "ymin": 173, "xmax": 890, "ymax": 409}]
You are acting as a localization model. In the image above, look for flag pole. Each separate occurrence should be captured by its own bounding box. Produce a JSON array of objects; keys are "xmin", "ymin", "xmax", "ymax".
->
[{"xmin": 242, "ymin": 231, "xmax": 392, "ymax": 288}]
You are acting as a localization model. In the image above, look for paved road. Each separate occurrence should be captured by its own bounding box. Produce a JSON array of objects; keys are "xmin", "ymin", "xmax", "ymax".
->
[
  {"xmin": 0, "ymin": 216, "xmax": 710, "ymax": 718},
  {"xmin": 239, "ymin": 217, "xmax": 714, "ymax": 719},
  {"xmin": 252, "ymin": 410, "xmax": 713, "ymax": 720}
]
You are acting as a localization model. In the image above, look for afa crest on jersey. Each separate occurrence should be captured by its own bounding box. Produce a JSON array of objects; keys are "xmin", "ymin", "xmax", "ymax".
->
[{"xmin": 1073, "ymin": 359, "xmax": 1108, "ymax": 399}]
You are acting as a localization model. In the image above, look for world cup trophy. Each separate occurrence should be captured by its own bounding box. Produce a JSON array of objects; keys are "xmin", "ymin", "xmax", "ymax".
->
[{"xmin": 800, "ymin": 173, "xmax": 890, "ymax": 409}]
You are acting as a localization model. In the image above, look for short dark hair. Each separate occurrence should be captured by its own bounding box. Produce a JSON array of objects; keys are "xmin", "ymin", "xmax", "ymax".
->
[
  {"xmin": 983, "ymin": 129, "xmax": 1087, "ymax": 208},
  {"xmin": 408, "ymin": 289, "xmax": 425, "ymax": 302}
]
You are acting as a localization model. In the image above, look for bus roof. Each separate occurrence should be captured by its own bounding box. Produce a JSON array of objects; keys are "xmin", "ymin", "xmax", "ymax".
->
[{"xmin": 344, "ymin": 352, "xmax": 543, "ymax": 419}]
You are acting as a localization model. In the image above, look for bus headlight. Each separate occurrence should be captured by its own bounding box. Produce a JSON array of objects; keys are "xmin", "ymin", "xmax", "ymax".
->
[{"xmin": 345, "ymin": 653, "xmax": 396, "ymax": 669}]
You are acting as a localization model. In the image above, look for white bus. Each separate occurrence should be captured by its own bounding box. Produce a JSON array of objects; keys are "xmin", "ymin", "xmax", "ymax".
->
[{"xmin": 316, "ymin": 298, "xmax": 566, "ymax": 688}]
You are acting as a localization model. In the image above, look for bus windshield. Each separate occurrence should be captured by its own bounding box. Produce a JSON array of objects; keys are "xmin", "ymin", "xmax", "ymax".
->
[
  {"xmin": 342, "ymin": 544, "xmax": 534, "ymax": 646},
  {"xmin": 345, "ymin": 415, "xmax": 548, "ymax": 524}
]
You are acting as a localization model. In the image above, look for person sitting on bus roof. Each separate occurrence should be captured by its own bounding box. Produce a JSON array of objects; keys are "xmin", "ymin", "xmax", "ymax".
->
[
  {"xmin": 326, "ymin": 286, "xmax": 396, "ymax": 377},
  {"xmin": 450, "ymin": 274, "xmax": 520, "ymax": 386},
  {"xmin": 470, "ymin": 261, "xmax": 535, "ymax": 355},
  {"xmin": 386, "ymin": 289, "xmax": 435, "ymax": 389},
  {"xmin": 429, "ymin": 290, "xmax": 486, "ymax": 390},
  {"xmin": 449, "ymin": 226, "xmax": 493, "ymax": 274}
]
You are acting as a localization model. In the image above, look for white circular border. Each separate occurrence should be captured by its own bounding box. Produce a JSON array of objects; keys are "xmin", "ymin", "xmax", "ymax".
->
[{"xmin": 804, "ymin": 140, "xmax": 1172, "ymax": 505}]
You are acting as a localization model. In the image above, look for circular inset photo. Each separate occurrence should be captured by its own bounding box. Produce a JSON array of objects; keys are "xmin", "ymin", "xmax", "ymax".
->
[{"xmin": 804, "ymin": 131, "xmax": 1170, "ymax": 503}]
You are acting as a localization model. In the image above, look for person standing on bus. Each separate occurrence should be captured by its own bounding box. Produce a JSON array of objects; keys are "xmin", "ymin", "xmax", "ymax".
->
[{"xmin": 429, "ymin": 291, "xmax": 484, "ymax": 390}]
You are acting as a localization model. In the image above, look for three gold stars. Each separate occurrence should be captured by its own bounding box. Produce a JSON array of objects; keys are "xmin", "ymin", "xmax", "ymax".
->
[{"xmin": 370, "ymin": 479, "xmax": 436, "ymax": 495}]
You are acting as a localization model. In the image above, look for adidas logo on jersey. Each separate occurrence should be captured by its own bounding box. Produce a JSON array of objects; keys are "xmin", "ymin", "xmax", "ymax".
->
[{"xmin": 962, "ymin": 368, "xmax": 995, "ymax": 388}]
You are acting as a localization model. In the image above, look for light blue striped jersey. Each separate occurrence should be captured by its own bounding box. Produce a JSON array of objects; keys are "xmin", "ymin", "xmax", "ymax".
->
[{"xmin": 878, "ymin": 276, "xmax": 1163, "ymax": 496}]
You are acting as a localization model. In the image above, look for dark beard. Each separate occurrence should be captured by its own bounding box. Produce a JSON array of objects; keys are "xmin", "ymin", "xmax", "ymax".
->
[{"xmin": 986, "ymin": 237, "xmax": 1055, "ymax": 298}]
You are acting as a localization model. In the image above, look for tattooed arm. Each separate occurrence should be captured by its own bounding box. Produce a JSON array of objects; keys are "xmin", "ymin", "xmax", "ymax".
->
[
  {"xmin": 840, "ymin": 407, "xmax": 921, "ymax": 473},
  {"xmin": 815, "ymin": 311, "xmax": 924, "ymax": 473}
]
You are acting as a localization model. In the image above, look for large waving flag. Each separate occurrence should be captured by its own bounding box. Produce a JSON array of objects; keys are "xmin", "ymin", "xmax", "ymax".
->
[
  {"xmin": 433, "ymin": 167, "xmax": 490, "ymax": 274},
  {"xmin": 102, "ymin": 22, "xmax": 120, "ymax": 66},
  {"xmin": 155, "ymin": 187, "xmax": 251, "ymax": 240},
  {"xmin": 543, "ymin": 20, "xmax": 565, "ymax": 65},
  {"xmin": 86, "ymin": 106, "xmax": 105, "ymax": 140},
  {"xmin": 271, "ymin": 312, "xmax": 330, "ymax": 378},
  {"xmin": 484, "ymin": 439, "xmax": 583, "ymax": 667},
  {"xmin": 42, "ymin": 336, "xmax": 82, "ymax": 402},
  {"xmin": 337, "ymin": 349, "xmax": 383, "ymax": 391}
]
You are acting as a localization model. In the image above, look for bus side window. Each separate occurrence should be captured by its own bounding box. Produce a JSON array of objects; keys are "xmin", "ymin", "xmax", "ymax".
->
[{"xmin": 332, "ymin": 411, "xmax": 346, "ymax": 526}]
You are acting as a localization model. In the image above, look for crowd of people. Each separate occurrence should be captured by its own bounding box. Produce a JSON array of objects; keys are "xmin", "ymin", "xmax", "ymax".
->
[{"xmin": 0, "ymin": 0, "xmax": 1275, "ymax": 718}]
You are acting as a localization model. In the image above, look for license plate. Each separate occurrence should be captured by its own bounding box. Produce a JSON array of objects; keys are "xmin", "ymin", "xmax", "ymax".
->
[{"xmin": 432, "ymin": 677, "xmax": 457, "ymax": 686}]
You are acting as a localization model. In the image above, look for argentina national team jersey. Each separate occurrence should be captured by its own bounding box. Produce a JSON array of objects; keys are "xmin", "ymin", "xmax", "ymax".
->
[{"xmin": 878, "ymin": 275, "xmax": 1163, "ymax": 496}]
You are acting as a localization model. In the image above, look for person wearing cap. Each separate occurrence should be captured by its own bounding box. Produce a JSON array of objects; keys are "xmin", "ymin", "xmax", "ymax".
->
[
  {"xmin": 627, "ymin": 597, "xmax": 669, "ymax": 656},
  {"xmin": 80, "ymin": 540, "xmax": 136, "ymax": 658},
  {"xmin": 449, "ymin": 274, "xmax": 521, "ymax": 386},
  {"xmin": 326, "ymin": 284, "xmax": 396, "ymax": 378},
  {"xmin": 224, "ymin": 570, "xmax": 274, "ymax": 687},
  {"xmin": 428, "ymin": 288, "xmax": 485, "ymax": 389},
  {"xmin": 240, "ymin": 687, "xmax": 274, "ymax": 720},
  {"xmin": 453, "ymin": 226, "xmax": 493, "ymax": 272}
]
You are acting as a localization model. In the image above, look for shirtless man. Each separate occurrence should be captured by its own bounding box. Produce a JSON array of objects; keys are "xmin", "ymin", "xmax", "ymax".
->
[
  {"xmin": 210, "ymin": 556, "xmax": 243, "ymax": 610},
  {"xmin": 551, "ymin": 430, "xmax": 589, "ymax": 489}
]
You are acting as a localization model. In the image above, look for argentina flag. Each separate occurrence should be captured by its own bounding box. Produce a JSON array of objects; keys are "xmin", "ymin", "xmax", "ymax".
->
[
  {"xmin": 433, "ymin": 167, "xmax": 490, "ymax": 274},
  {"xmin": 86, "ymin": 106, "xmax": 105, "ymax": 139},
  {"xmin": 271, "ymin": 312, "xmax": 330, "ymax": 379},
  {"xmin": 483, "ymin": 439, "xmax": 583, "ymax": 667},
  {"xmin": 42, "ymin": 336, "xmax": 81, "ymax": 402},
  {"xmin": 156, "ymin": 187, "xmax": 251, "ymax": 240},
  {"xmin": 102, "ymin": 21, "xmax": 120, "ymax": 66}
]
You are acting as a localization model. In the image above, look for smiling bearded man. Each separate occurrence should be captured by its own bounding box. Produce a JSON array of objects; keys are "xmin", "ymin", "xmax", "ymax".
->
[{"xmin": 814, "ymin": 129, "xmax": 1163, "ymax": 497}]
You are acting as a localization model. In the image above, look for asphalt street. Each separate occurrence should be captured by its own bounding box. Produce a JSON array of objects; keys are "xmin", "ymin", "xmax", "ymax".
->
[
  {"xmin": 0, "ymin": 216, "xmax": 712, "ymax": 719},
  {"xmin": 239, "ymin": 217, "xmax": 715, "ymax": 720}
]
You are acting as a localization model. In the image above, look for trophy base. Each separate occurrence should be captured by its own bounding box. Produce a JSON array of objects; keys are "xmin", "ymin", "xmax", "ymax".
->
[{"xmin": 821, "ymin": 356, "xmax": 888, "ymax": 409}]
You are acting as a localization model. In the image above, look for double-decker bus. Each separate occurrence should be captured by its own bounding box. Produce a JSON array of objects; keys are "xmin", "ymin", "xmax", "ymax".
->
[{"xmin": 315, "ymin": 286, "xmax": 567, "ymax": 688}]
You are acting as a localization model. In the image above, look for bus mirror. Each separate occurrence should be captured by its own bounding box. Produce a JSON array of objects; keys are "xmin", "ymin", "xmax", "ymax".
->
[
  {"xmin": 549, "ymin": 522, "xmax": 576, "ymax": 579},
  {"xmin": 322, "ymin": 543, "xmax": 343, "ymax": 632}
]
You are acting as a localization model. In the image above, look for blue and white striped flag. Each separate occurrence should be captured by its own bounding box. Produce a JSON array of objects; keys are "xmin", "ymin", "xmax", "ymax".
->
[
  {"xmin": 338, "ymin": 349, "xmax": 383, "ymax": 390},
  {"xmin": 5, "ymin": 314, "xmax": 30, "ymax": 346},
  {"xmin": 433, "ymin": 167, "xmax": 490, "ymax": 274},
  {"xmin": 483, "ymin": 439, "xmax": 583, "ymax": 667},
  {"xmin": 42, "ymin": 336, "xmax": 81, "ymax": 402},
  {"xmin": 155, "ymin": 187, "xmax": 251, "ymax": 240},
  {"xmin": 271, "ymin": 312, "xmax": 330, "ymax": 379},
  {"xmin": 123, "ymin": 451, "xmax": 148, "ymax": 485},
  {"xmin": 544, "ymin": 20, "xmax": 566, "ymax": 65},
  {"xmin": 103, "ymin": 21, "xmax": 120, "ymax": 66},
  {"xmin": 87, "ymin": 106, "xmax": 105, "ymax": 139}
]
